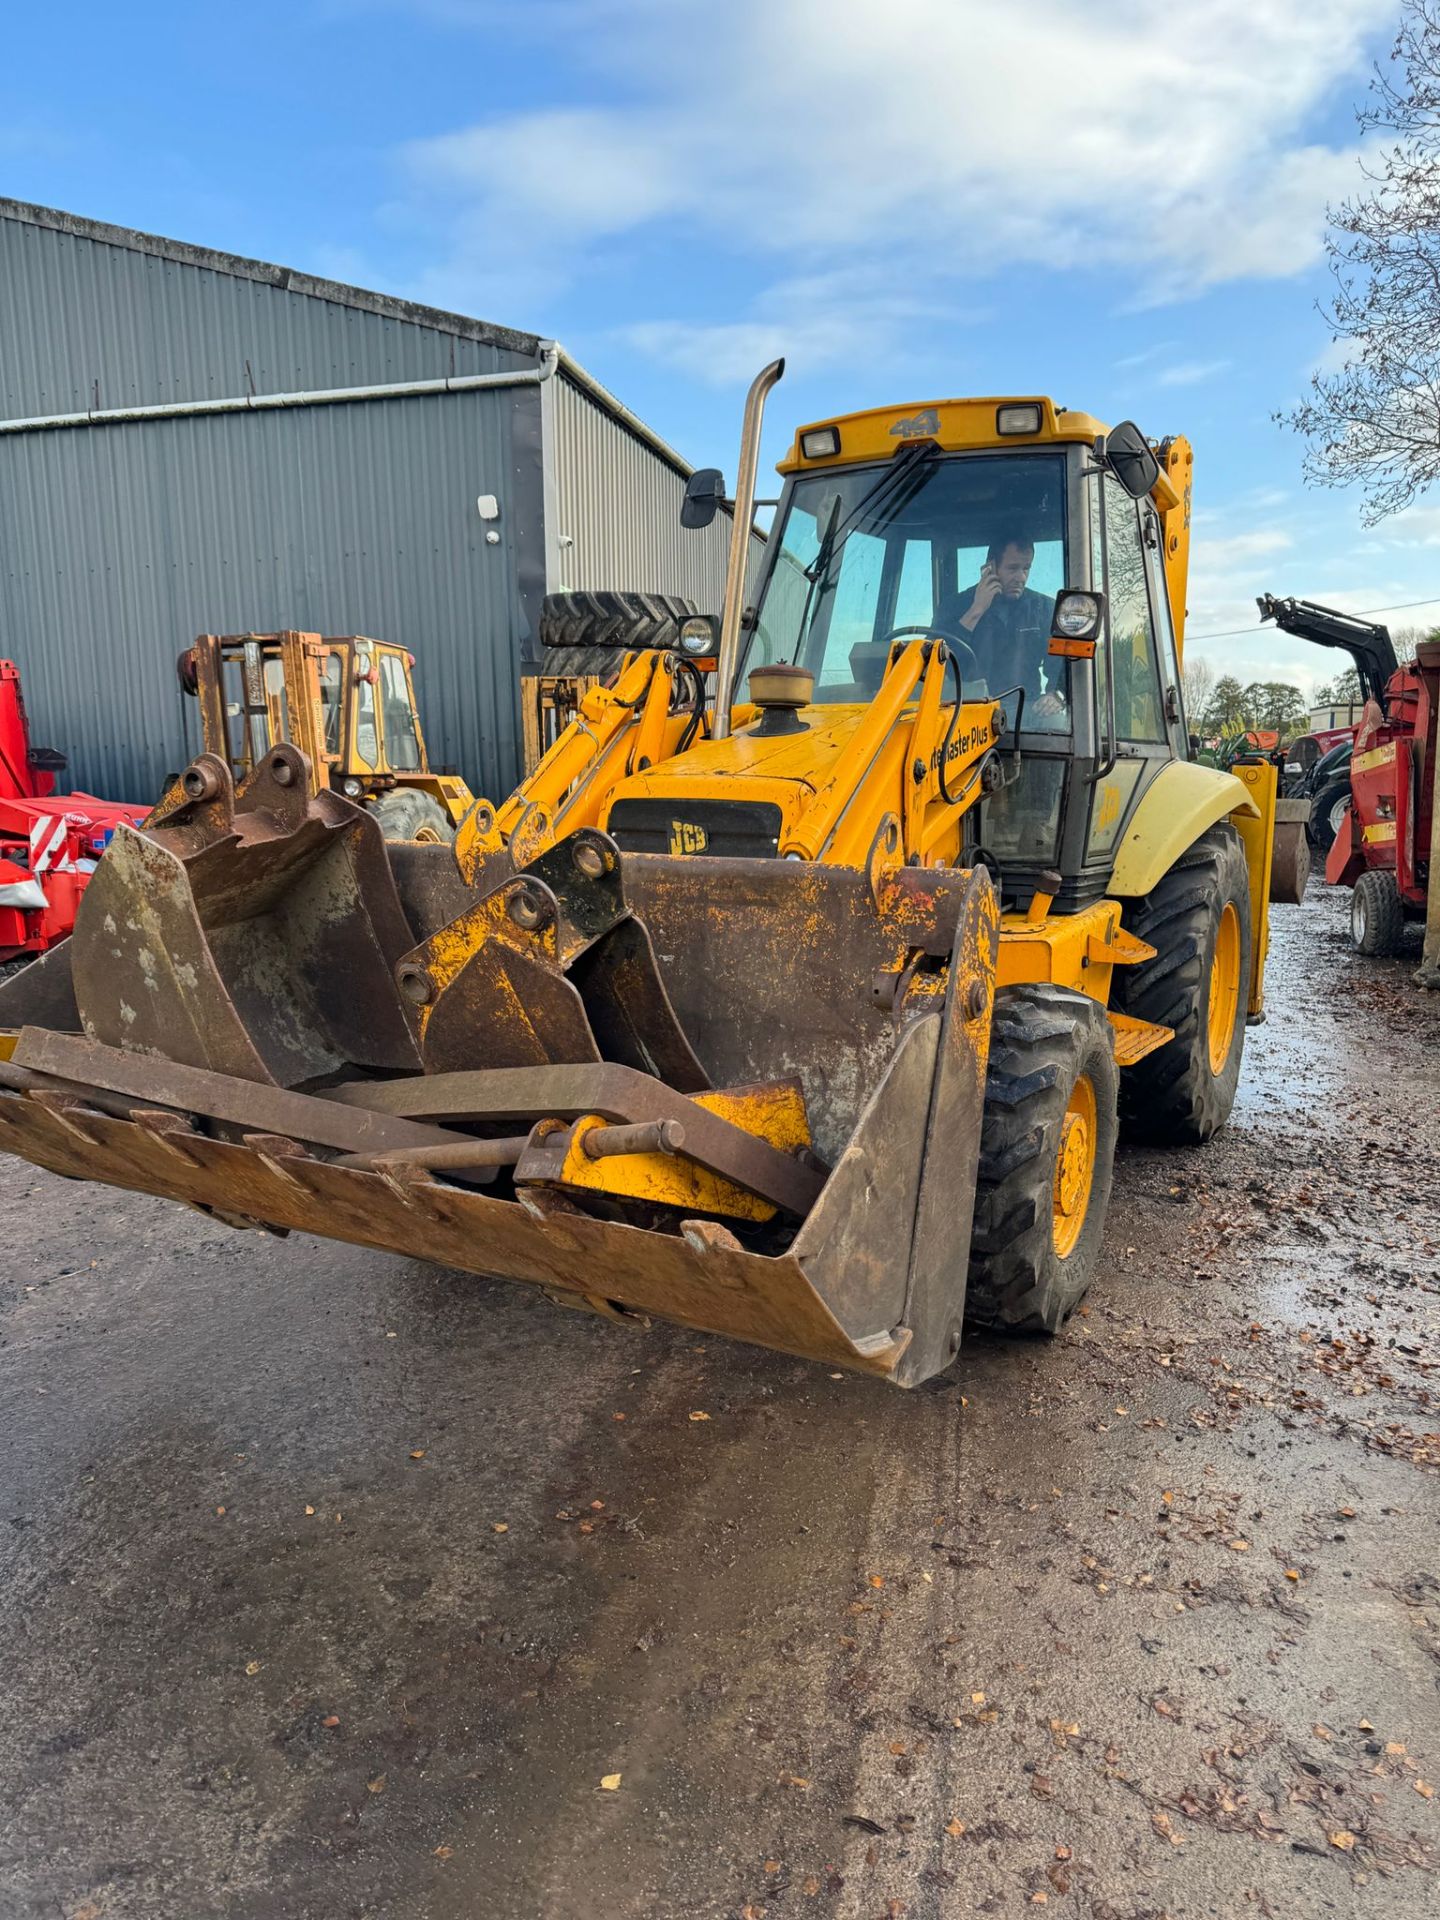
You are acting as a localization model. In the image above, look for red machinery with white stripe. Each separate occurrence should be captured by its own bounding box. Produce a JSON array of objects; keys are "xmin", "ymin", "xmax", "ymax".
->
[
  {"xmin": 0, "ymin": 660, "xmax": 147, "ymax": 962},
  {"xmin": 1324, "ymin": 639, "xmax": 1440, "ymax": 957}
]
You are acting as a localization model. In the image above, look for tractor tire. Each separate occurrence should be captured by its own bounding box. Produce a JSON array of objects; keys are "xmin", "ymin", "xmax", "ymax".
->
[
  {"xmin": 1310, "ymin": 782, "xmax": 1351, "ymax": 852},
  {"xmin": 368, "ymin": 789, "xmax": 455, "ymax": 844},
  {"xmin": 539, "ymin": 590, "xmax": 697, "ymax": 654},
  {"xmin": 1351, "ymin": 869, "xmax": 1405, "ymax": 956},
  {"xmin": 1110, "ymin": 822, "xmax": 1251, "ymax": 1146},
  {"xmin": 966, "ymin": 984, "xmax": 1119, "ymax": 1335}
]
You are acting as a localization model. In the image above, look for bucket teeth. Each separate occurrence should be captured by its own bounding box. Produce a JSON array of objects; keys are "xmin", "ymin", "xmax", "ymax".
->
[
  {"xmin": 67, "ymin": 744, "xmax": 424, "ymax": 1086},
  {"xmin": 396, "ymin": 830, "xmax": 709, "ymax": 1089}
]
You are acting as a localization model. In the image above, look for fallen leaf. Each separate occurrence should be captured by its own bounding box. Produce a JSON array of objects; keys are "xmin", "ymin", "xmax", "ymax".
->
[
  {"xmin": 433, "ymin": 1845, "xmax": 453, "ymax": 1860},
  {"xmin": 763, "ymin": 1859, "xmax": 781, "ymax": 1873},
  {"xmin": 801, "ymin": 1875, "xmax": 821, "ymax": 1896},
  {"xmin": 1284, "ymin": 1568, "xmax": 1300, "ymax": 1581},
  {"xmin": 322, "ymin": 1715, "xmax": 340, "ymax": 1729},
  {"xmin": 1329, "ymin": 1830, "xmax": 1356, "ymax": 1850},
  {"xmin": 367, "ymin": 1775, "xmax": 386, "ymax": 1794},
  {"xmin": 869, "ymin": 1575, "xmax": 885, "ymax": 1589},
  {"xmin": 410, "ymin": 1449, "xmax": 426, "ymax": 1460},
  {"xmin": 599, "ymin": 1772, "xmax": 622, "ymax": 1791},
  {"xmin": 779, "ymin": 1772, "xmax": 811, "ymax": 1789},
  {"xmin": 1415, "ymin": 1780, "xmax": 1435, "ymax": 1799},
  {"xmin": 970, "ymin": 1691, "xmax": 986, "ymax": 1705},
  {"xmin": 688, "ymin": 1411, "xmax": 710, "ymax": 1422},
  {"xmin": 1151, "ymin": 1810, "xmax": 1184, "ymax": 1846},
  {"xmin": 492, "ymin": 1522, "xmax": 508, "ymax": 1534},
  {"xmin": 1054, "ymin": 1844, "xmax": 1072, "ymax": 1861},
  {"xmin": 215, "ymin": 1506, "xmax": 226, "ymax": 1517},
  {"xmin": 304, "ymin": 1505, "xmax": 315, "ymax": 1516},
  {"xmin": 945, "ymin": 1818, "xmax": 965, "ymax": 1836},
  {"xmin": 1313, "ymin": 1724, "xmax": 1333, "ymax": 1741},
  {"xmin": 1227, "ymin": 1539, "xmax": 1250, "ymax": 1552},
  {"xmin": 613, "ymin": 1412, "xmax": 626, "ymax": 1421},
  {"xmin": 590, "ymin": 1500, "xmax": 605, "ymax": 1511},
  {"xmin": 888, "ymin": 1741, "xmax": 907, "ymax": 1756},
  {"xmin": 1386, "ymin": 1741, "xmax": 1407, "ymax": 1756},
  {"xmin": 1031, "ymin": 1774, "xmax": 1054, "ymax": 1798},
  {"xmin": 72, "ymin": 1904, "xmax": 104, "ymax": 1920},
  {"xmin": 244, "ymin": 1661, "xmax": 261, "ymax": 1676}
]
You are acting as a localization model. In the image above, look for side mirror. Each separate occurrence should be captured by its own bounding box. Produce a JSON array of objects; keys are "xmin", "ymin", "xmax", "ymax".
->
[
  {"xmin": 681, "ymin": 467, "xmax": 726, "ymax": 530},
  {"xmin": 1102, "ymin": 420, "xmax": 1160, "ymax": 500}
]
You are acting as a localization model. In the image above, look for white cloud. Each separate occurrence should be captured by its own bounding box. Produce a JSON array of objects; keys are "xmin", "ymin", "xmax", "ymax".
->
[
  {"xmin": 393, "ymin": 0, "xmax": 1390, "ymax": 327},
  {"xmin": 1159, "ymin": 359, "xmax": 1234, "ymax": 387},
  {"xmin": 617, "ymin": 271, "xmax": 961, "ymax": 382}
]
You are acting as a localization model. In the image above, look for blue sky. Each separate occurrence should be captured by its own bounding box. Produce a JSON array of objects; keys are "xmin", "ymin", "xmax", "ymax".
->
[{"xmin": 4, "ymin": 0, "xmax": 1436, "ymax": 698}]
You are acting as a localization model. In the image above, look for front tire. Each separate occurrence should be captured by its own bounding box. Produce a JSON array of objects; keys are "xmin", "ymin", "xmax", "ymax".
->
[
  {"xmin": 1111, "ymin": 822, "xmax": 1252, "ymax": 1145},
  {"xmin": 1351, "ymin": 869, "xmax": 1405, "ymax": 956},
  {"xmin": 966, "ymin": 984, "xmax": 1119, "ymax": 1335}
]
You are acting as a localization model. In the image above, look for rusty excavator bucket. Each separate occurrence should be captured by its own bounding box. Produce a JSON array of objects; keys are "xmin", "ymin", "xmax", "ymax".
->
[{"xmin": 0, "ymin": 749, "xmax": 1000, "ymax": 1387}]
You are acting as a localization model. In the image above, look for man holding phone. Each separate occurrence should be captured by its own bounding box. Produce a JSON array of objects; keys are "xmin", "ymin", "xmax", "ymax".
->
[{"xmin": 937, "ymin": 534, "xmax": 1066, "ymax": 721}]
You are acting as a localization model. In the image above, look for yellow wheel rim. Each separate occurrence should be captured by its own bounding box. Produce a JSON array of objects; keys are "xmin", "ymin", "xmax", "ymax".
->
[
  {"xmin": 1207, "ymin": 901, "xmax": 1241, "ymax": 1076},
  {"xmin": 1052, "ymin": 1073, "xmax": 1098, "ymax": 1260}
]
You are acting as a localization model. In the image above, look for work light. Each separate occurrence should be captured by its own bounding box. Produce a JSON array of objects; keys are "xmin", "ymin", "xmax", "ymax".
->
[
  {"xmin": 800, "ymin": 425, "xmax": 841, "ymax": 459},
  {"xmin": 996, "ymin": 404, "xmax": 1043, "ymax": 435}
]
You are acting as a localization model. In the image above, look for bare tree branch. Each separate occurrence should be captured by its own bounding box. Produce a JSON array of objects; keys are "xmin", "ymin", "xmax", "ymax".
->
[{"xmin": 1280, "ymin": 2, "xmax": 1440, "ymax": 520}]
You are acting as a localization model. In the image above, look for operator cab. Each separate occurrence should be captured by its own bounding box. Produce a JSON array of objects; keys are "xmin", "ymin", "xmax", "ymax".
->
[{"xmin": 733, "ymin": 400, "xmax": 1191, "ymax": 909}]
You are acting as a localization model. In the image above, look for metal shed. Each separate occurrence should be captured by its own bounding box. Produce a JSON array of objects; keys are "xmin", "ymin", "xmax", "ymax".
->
[{"xmin": 0, "ymin": 198, "xmax": 747, "ymax": 804}]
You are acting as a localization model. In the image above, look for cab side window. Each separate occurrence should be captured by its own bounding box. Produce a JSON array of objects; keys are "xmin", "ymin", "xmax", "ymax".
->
[{"xmin": 1095, "ymin": 481, "xmax": 1166, "ymax": 744}]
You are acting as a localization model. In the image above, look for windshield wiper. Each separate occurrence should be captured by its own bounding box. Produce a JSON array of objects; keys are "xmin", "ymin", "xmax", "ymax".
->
[{"xmin": 803, "ymin": 440, "xmax": 940, "ymax": 586}]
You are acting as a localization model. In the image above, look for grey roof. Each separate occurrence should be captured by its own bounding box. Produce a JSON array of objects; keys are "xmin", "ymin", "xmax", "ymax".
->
[{"xmin": 0, "ymin": 197, "xmax": 543, "ymax": 360}]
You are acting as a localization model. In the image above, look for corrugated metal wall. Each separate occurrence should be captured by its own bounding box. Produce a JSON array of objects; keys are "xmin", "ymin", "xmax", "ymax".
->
[
  {"xmin": 548, "ymin": 372, "xmax": 763, "ymax": 614},
  {"xmin": 0, "ymin": 202, "xmax": 538, "ymax": 418},
  {"xmin": 0, "ymin": 386, "xmax": 536, "ymax": 802}
]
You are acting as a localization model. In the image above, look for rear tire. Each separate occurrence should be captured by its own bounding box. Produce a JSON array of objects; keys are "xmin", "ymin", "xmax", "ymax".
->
[
  {"xmin": 1310, "ymin": 783, "xmax": 1351, "ymax": 852},
  {"xmin": 966, "ymin": 984, "xmax": 1119, "ymax": 1335},
  {"xmin": 369, "ymin": 788, "xmax": 455, "ymax": 844},
  {"xmin": 538, "ymin": 590, "xmax": 697, "ymax": 653},
  {"xmin": 1111, "ymin": 822, "xmax": 1251, "ymax": 1145},
  {"xmin": 1351, "ymin": 869, "xmax": 1404, "ymax": 956}
]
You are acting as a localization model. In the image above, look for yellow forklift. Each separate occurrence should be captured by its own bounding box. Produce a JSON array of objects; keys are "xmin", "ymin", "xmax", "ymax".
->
[{"xmin": 177, "ymin": 631, "xmax": 472, "ymax": 841}]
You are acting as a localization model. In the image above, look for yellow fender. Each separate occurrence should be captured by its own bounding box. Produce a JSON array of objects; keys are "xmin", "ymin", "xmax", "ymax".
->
[{"xmin": 1108, "ymin": 761, "xmax": 1258, "ymax": 898}]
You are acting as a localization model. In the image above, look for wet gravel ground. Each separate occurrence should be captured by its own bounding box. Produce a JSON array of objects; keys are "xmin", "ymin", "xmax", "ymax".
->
[{"xmin": 0, "ymin": 881, "xmax": 1437, "ymax": 1920}]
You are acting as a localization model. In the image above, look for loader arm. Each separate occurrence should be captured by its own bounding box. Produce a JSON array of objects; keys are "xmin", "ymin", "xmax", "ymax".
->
[
  {"xmin": 456, "ymin": 647, "xmax": 721, "ymax": 881},
  {"xmin": 1256, "ymin": 594, "xmax": 1399, "ymax": 706}
]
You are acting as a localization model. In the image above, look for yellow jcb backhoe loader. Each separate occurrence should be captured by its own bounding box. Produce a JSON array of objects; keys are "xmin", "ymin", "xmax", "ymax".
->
[
  {"xmin": 0, "ymin": 365, "xmax": 1278, "ymax": 1387},
  {"xmin": 176, "ymin": 630, "xmax": 474, "ymax": 841}
]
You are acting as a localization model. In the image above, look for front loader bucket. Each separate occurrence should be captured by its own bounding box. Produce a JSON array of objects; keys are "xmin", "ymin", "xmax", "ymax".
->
[
  {"xmin": 40, "ymin": 746, "xmax": 423, "ymax": 1085},
  {"xmin": 0, "ymin": 830, "xmax": 1000, "ymax": 1386}
]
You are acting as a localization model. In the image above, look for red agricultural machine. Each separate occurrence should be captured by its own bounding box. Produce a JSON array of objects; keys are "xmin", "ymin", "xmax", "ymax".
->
[
  {"xmin": 0, "ymin": 660, "xmax": 147, "ymax": 963},
  {"xmin": 1258, "ymin": 597, "xmax": 1437, "ymax": 958}
]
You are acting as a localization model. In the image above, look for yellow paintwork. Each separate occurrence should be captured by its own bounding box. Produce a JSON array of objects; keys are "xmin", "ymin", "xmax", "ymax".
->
[
  {"xmin": 602, "ymin": 642, "xmax": 1002, "ymax": 873},
  {"xmin": 778, "ymin": 396, "xmax": 1107, "ymax": 472},
  {"xmin": 1208, "ymin": 901, "xmax": 1242, "ymax": 1074},
  {"xmin": 1352, "ymin": 741, "xmax": 1396, "ymax": 776},
  {"xmin": 1108, "ymin": 761, "xmax": 1259, "ymax": 898},
  {"xmin": 1157, "ymin": 436, "xmax": 1193, "ymax": 655},
  {"xmin": 552, "ymin": 1084, "xmax": 812, "ymax": 1222},
  {"xmin": 995, "ymin": 900, "xmax": 1151, "ymax": 1005},
  {"xmin": 0, "ymin": 1031, "xmax": 15, "ymax": 1062},
  {"xmin": 1226, "ymin": 759, "xmax": 1277, "ymax": 1019},
  {"xmin": 1362, "ymin": 821, "xmax": 1398, "ymax": 844},
  {"xmin": 1052, "ymin": 1072, "xmax": 1097, "ymax": 1259}
]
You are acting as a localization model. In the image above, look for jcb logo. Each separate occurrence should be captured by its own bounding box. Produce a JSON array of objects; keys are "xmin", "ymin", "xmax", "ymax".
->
[{"xmin": 669, "ymin": 820, "xmax": 709, "ymax": 855}]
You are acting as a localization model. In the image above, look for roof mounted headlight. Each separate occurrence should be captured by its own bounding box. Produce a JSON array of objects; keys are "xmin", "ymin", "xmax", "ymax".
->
[
  {"xmin": 800, "ymin": 425, "xmax": 841, "ymax": 459},
  {"xmin": 996, "ymin": 403, "xmax": 1043, "ymax": 436}
]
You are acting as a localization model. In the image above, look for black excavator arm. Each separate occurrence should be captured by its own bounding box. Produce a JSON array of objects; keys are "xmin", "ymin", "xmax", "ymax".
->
[{"xmin": 1256, "ymin": 594, "xmax": 1399, "ymax": 707}]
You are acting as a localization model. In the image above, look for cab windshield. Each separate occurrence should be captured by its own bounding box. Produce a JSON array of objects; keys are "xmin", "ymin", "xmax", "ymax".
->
[{"xmin": 747, "ymin": 449, "xmax": 1071, "ymax": 732}]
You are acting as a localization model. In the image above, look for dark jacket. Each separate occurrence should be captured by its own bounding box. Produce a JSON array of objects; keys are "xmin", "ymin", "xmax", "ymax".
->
[{"xmin": 936, "ymin": 583, "xmax": 1060, "ymax": 703}]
